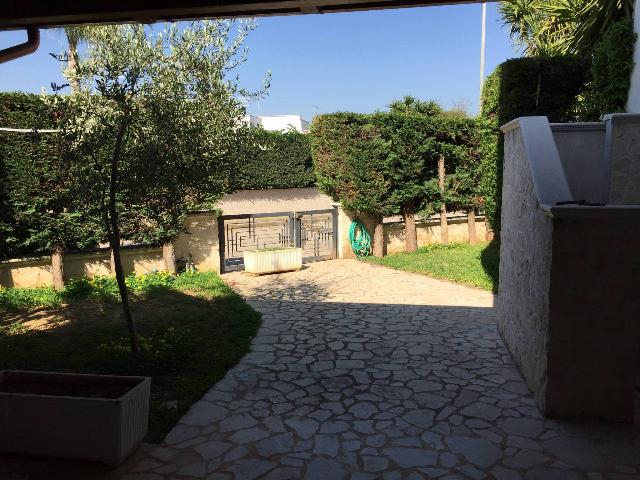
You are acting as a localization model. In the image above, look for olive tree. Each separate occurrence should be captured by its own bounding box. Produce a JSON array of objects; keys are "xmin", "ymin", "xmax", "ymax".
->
[{"xmin": 50, "ymin": 21, "xmax": 267, "ymax": 353}]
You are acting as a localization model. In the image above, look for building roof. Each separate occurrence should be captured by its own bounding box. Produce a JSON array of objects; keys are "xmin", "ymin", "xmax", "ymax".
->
[{"xmin": 1, "ymin": 0, "xmax": 488, "ymax": 30}]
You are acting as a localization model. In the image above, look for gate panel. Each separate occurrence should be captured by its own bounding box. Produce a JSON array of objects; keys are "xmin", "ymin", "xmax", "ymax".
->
[
  {"xmin": 296, "ymin": 209, "xmax": 337, "ymax": 262},
  {"xmin": 219, "ymin": 209, "xmax": 337, "ymax": 273}
]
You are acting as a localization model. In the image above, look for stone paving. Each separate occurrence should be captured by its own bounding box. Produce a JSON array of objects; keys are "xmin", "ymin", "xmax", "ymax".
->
[{"xmin": 123, "ymin": 260, "xmax": 640, "ymax": 480}]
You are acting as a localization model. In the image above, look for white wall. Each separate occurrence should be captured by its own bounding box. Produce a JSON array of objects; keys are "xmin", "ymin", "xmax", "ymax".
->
[
  {"xmin": 217, "ymin": 187, "xmax": 333, "ymax": 215},
  {"xmin": 242, "ymin": 115, "xmax": 309, "ymax": 133},
  {"xmin": 626, "ymin": 2, "xmax": 640, "ymax": 112}
]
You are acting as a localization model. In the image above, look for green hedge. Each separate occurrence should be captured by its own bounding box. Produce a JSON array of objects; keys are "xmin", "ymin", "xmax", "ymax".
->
[
  {"xmin": 580, "ymin": 19, "xmax": 636, "ymax": 121},
  {"xmin": 311, "ymin": 112, "xmax": 392, "ymax": 215},
  {"xmin": 231, "ymin": 128, "xmax": 314, "ymax": 190},
  {"xmin": 311, "ymin": 111, "xmax": 481, "ymax": 217},
  {"xmin": 478, "ymin": 56, "xmax": 590, "ymax": 233},
  {"xmin": 0, "ymin": 92, "xmax": 64, "ymax": 259}
]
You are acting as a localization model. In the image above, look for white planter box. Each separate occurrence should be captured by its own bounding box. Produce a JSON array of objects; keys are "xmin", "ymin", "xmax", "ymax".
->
[
  {"xmin": 244, "ymin": 247, "xmax": 303, "ymax": 274},
  {"xmin": 0, "ymin": 370, "xmax": 150, "ymax": 466}
]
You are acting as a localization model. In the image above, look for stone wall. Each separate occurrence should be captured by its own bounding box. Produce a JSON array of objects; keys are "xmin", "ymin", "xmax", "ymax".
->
[
  {"xmin": 605, "ymin": 114, "xmax": 640, "ymax": 205},
  {"xmin": 497, "ymin": 126, "xmax": 554, "ymax": 411},
  {"xmin": 0, "ymin": 247, "xmax": 164, "ymax": 289},
  {"xmin": 384, "ymin": 214, "xmax": 488, "ymax": 254},
  {"xmin": 0, "ymin": 213, "xmax": 221, "ymax": 288},
  {"xmin": 217, "ymin": 187, "xmax": 333, "ymax": 215},
  {"xmin": 173, "ymin": 212, "xmax": 220, "ymax": 273},
  {"xmin": 551, "ymin": 123, "xmax": 607, "ymax": 204},
  {"xmin": 499, "ymin": 116, "xmax": 640, "ymax": 422},
  {"xmin": 547, "ymin": 211, "xmax": 640, "ymax": 420}
]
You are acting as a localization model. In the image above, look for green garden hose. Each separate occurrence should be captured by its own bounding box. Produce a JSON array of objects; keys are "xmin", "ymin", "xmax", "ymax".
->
[{"xmin": 349, "ymin": 220, "xmax": 372, "ymax": 258}]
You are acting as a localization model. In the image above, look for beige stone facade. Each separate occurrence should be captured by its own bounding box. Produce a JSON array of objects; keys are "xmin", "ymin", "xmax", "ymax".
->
[{"xmin": 0, "ymin": 214, "xmax": 221, "ymax": 288}]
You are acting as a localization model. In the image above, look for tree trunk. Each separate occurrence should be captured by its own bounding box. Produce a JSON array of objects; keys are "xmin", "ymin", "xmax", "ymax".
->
[
  {"xmin": 372, "ymin": 214, "xmax": 385, "ymax": 258},
  {"xmin": 67, "ymin": 38, "xmax": 80, "ymax": 93},
  {"xmin": 51, "ymin": 245, "xmax": 65, "ymax": 290},
  {"xmin": 438, "ymin": 155, "xmax": 449, "ymax": 245},
  {"xmin": 110, "ymin": 249, "xmax": 117, "ymax": 275},
  {"xmin": 107, "ymin": 117, "xmax": 139, "ymax": 355},
  {"xmin": 403, "ymin": 208, "xmax": 418, "ymax": 252},
  {"xmin": 467, "ymin": 209, "xmax": 477, "ymax": 244},
  {"xmin": 163, "ymin": 243, "xmax": 177, "ymax": 274}
]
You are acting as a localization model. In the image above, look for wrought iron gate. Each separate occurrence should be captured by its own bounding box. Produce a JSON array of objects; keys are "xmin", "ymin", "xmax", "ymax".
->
[{"xmin": 218, "ymin": 208, "xmax": 338, "ymax": 273}]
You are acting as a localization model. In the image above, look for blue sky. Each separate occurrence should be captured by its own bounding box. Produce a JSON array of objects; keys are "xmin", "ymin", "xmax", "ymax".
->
[{"xmin": 0, "ymin": 3, "xmax": 518, "ymax": 120}]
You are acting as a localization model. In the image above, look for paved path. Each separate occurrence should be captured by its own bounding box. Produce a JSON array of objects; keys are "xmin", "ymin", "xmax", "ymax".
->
[{"xmin": 124, "ymin": 260, "xmax": 640, "ymax": 480}]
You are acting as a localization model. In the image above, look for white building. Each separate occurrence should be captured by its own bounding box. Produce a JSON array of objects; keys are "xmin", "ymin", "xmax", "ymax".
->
[{"xmin": 243, "ymin": 114, "xmax": 310, "ymax": 133}]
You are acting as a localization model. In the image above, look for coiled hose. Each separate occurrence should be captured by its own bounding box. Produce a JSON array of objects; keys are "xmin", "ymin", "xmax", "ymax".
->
[{"xmin": 349, "ymin": 220, "xmax": 372, "ymax": 258}]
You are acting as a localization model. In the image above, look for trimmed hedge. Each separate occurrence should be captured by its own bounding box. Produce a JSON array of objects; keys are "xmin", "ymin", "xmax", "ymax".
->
[
  {"xmin": 311, "ymin": 111, "xmax": 481, "ymax": 216},
  {"xmin": 231, "ymin": 128, "xmax": 314, "ymax": 190},
  {"xmin": 478, "ymin": 56, "xmax": 590, "ymax": 233},
  {"xmin": 0, "ymin": 92, "xmax": 86, "ymax": 259},
  {"xmin": 580, "ymin": 19, "xmax": 636, "ymax": 121},
  {"xmin": 311, "ymin": 112, "xmax": 392, "ymax": 215}
]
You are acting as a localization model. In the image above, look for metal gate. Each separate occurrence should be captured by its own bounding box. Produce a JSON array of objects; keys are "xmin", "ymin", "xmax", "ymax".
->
[{"xmin": 218, "ymin": 208, "xmax": 338, "ymax": 273}]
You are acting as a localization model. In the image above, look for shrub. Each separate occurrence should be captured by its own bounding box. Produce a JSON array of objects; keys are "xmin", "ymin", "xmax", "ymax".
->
[
  {"xmin": 231, "ymin": 128, "xmax": 314, "ymax": 190},
  {"xmin": 311, "ymin": 112, "xmax": 392, "ymax": 215},
  {"xmin": 1, "ymin": 271, "xmax": 181, "ymax": 311},
  {"xmin": 580, "ymin": 19, "xmax": 636, "ymax": 120},
  {"xmin": 0, "ymin": 92, "xmax": 102, "ymax": 260},
  {"xmin": 478, "ymin": 56, "xmax": 590, "ymax": 233}
]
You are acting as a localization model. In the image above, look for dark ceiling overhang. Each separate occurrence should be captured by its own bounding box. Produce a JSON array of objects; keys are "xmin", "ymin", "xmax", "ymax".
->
[{"xmin": 0, "ymin": 0, "xmax": 487, "ymax": 30}]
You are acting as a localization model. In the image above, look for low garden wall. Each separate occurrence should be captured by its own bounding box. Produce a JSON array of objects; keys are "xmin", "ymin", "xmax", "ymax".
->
[
  {"xmin": 335, "ymin": 205, "xmax": 490, "ymax": 259},
  {"xmin": 2, "ymin": 187, "xmax": 490, "ymax": 288},
  {"xmin": 217, "ymin": 187, "xmax": 333, "ymax": 215},
  {"xmin": 384, "ymin": 213, "xmax": 488, "ymax": 254},
  {"xmin": 0, "ymin": 213, "xmax": 221, "ymax": 288}
]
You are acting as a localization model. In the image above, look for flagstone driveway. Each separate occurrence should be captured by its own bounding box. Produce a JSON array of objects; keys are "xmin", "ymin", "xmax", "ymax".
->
[{"xmin": 123, "ymin": 260, "xmax": 640, "ymax": 480}]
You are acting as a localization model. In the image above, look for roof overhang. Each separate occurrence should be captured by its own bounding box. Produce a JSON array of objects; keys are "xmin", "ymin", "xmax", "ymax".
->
[{"xmin": 0, "ymin": 0, "xmax": 487, "ymax": 30}]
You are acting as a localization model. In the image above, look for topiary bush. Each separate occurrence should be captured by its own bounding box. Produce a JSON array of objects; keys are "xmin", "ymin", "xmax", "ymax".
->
[
  {"xmin": 231, "ymin": 128, "xmax": 314, "ymax": 190},
  {"xmin": 478, "ymin": 56, "xmax": 590, "ymax": 233}
]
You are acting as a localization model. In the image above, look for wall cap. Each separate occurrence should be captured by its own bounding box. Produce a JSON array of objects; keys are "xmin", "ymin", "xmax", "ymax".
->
[
  {"xmin": 549, "ymin": 204, "xmax": 640, "ymax": 218},
  {"xmin": 603, "ymin": 113, "xmax": 640, "ymax": 124},
  {"xmin": 549, "ymin": 122, "xmax": 605, "ymax": 132},
  {"xmin": 501, "ymin": 116, "xmax": 573, "ymax": 207}
]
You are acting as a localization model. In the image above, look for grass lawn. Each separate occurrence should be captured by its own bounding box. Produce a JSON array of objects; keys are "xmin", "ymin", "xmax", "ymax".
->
[
  {"xmin": 364, "ymin": 241, "xmax": 500, "ymax": 292},
  {"xmin": 0, "ymin": 271, "xmax": 261, "ymax": 443}
]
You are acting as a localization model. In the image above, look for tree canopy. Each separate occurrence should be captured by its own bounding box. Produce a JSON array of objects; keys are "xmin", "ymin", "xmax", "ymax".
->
[
  {"xmin": 311, "ymin": 102, "xmax": 482, "ymax": 253},
  {"xmin": 47, "ymin": 20, "xmax": 267, "ymax": 352},
  {"xmin": 0, "ymin": 92, "xmax": 101, "ymax": 260},
  {"xmin": 500, "ymin": 0, "xmax": 634, "ymax": 56}
]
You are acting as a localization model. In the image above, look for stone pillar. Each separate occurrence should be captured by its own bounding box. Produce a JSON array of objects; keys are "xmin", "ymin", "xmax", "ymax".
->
[
  {"xmin": 173, "ymin": 212, "xmax": 221, "ymax": 273},
  {"xmin": 604, "ymin": 114, "xmax": 640, "ymax": 204},
  {"xmin": 626, "ymin": 4, "xmax": 640, "ymax": 112},
  {"xmin": 334, "ymin": 204, "xmax": 378, "ymax": 259}
]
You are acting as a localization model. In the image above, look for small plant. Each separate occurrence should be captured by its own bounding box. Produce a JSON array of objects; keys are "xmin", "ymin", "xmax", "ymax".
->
[
  {"xmin": 1, "ymin": 271, "xmax": 190, "ymax": 311},
  {"xmin": 0, "ymin": 284, "xmax": 62, "ymax": 310}
]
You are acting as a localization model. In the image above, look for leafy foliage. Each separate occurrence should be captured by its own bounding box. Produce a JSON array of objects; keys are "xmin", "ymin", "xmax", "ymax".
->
[
  {"xmin": 311, "ymin": 112, "xmax": 393, "ymax": 215},
  {"xmin": 478, "ymin": 56, "xmax": 590, "ymax": 232},
  {"xmin": 579, "ymin": 19, "xmax": 636, "ymax": 120},
  {"xmin": 54, "ymin": 22, "xmax": 267, "ymax": 247},
  {"xmin": 231, "ymin": 128, "xmax": 314, "ymax": 190},
  {"xmin": 388, "ymin": 96, "xmax": 443, "ymax": 117},
  {"xmin": 499, "ymin": 0, "xmax": 634, "ymax": 56},
  {"xmin": 0, "ymin": 271, "xmax": 179, "ymax": 311},
  {"xmin": 0, "ymin": 92, "xmax": 102, "ymax": 260},
  {"xmin": 311, "ymin": 108, "xmax": 482, "ymax": 218},
  {"xmin": 46, "ymin": 21, "xmax": 267, "ymax": 352}
]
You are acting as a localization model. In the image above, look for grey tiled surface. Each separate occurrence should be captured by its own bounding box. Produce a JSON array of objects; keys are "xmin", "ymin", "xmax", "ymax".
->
[{"xmin": 123, "ymin": 260, "xmax": 640, "ymax": 480}]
